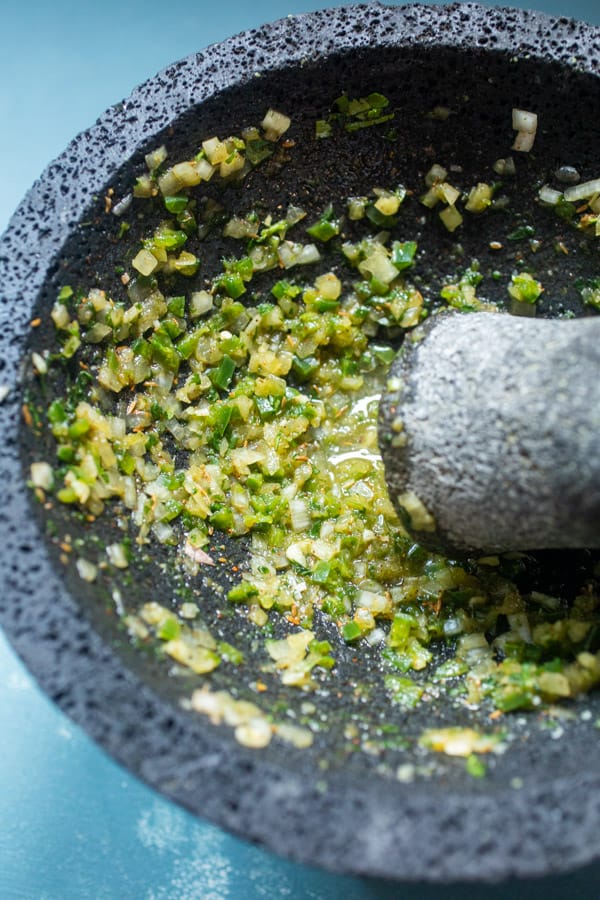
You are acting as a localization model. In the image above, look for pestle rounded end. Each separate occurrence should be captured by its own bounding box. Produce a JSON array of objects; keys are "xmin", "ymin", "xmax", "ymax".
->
[{"xmin": 378, "ymin": 312, "xmax": 600, "ymax": 555}]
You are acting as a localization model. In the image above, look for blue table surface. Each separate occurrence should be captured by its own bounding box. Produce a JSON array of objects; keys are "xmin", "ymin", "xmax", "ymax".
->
[{"xmin": 3, "ymin": 2, "xmax": 600, "ymax": 898}]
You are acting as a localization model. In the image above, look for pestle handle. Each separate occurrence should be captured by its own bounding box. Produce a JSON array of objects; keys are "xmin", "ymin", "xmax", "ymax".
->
[{"xmin": 378, "ymin": 312, "xmax": 600, "ymax": 555}]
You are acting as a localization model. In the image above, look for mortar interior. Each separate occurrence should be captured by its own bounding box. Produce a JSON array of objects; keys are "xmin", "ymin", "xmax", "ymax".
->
[{"xmin": 4, "ymin": 3, "xmax": 600, "ymax": 882}]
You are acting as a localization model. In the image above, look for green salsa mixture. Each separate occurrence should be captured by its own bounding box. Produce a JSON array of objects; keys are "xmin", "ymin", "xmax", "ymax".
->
[{"xmin": 26, "ymin": 96, "xmax": 600, "ymax": 764}]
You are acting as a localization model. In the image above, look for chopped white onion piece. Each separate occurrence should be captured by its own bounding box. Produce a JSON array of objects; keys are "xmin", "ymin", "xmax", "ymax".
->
[
  {"xmin": 512, "ymin": 130, "xmax": 536, "ymax": 153},
  {"xmin": 223, "ymin": 217, "xmax": 255, "ymax": 239},
  {"xmin": 436, "ymin": 182, "xmax": 460, "ymax": 206},
  {"xmin": 443, "ymin": 617, "xmax": 463, "ymax": 636},
  {"xmin": 564, "ymin": 177, "xmax": 600, "ymax": 203},
  {"xmin": 294, "ymin": 243, "xmax": 321, "ymax": 266},
  {"xmin": 171, "ymin": 160, "xmax": 203, "ymax": 187},
  {"xmin": 31, "ymin": 352, "xmax": 47, "ymax": 375},
  {"xmin": 286, "ymin": 205, "xmax": 306, "ymax": 225},
  {"xmin": 189, "ymin": 291, "xmax": 213, "ymax": 318},
  {"xmin": 511, "ymin": 109, "xmax": 538, "ymax": 152},
  {"xmin": 109, "ymin": 416, "xmax": 126, "ymax": 440},
  {"xmin": 365, "ymin": 627, "xmax": 386, "ymax": 646},
  {"xmin": 374, "ymin": 191, "xmax": 401, "ymax": 216},
  {"xmin": 358, "ymin": 248, "xmax": 398, "ymax": 284},
  {"xmin": 51, "ymin": 302, "xmax": 71, "ymax": 329},
  {"xmin": 261, "ymin": 109, "xmax": 291, "ymax": 140},
  {"xmin": 84, "ymin": 323, "xmax": 112, "ymax": 344},
  {"xmin": 180, "ymin": 603, "xmax": 199, "ymax": 619},
  {"xmin": 202, "ymin": 137, "xmax": 228, "ymax": 165},
  {"xmin": 347, "ymin": 197, "xmax": 367, "ymax": 220},
  {"xmin": 538, "ymin": 184, "xmax": 563, "ymax": 206},
  {"xmin": 30, "ymin": 461, "xmax": 54, "ymax": 491},
  {"xmin": 132, "ymin": 249, "xmax": 158, "ymax": 276},
  {"xmin": 190, "ymin": 687, "xmax": 226, "ymax": 720},
  {"xmin": 289, "ymin": 498, "xmax": 311, "ymax": 531},
  {"xmin": 465, "ymin": 183, "xmax": 492, "ymax": 213},
  {"xmin": 493, "ymin": 157, "xmax": 516, "ymax": 176},
  {"xmin": 157, "ymin": 169, "xmax": 180, "ymax": 196},
  {"xmin": 356, "ymin": 589, "xmax": 390, "ymax": 614},
  {"xmin": 277, "ymin": 241, "xmax": 321, "ymax": 269},
  {"xmin": 76, "ymin": 558, "xmax": 98, "ymax": 582},
  {"xmin": 420, "ymin": 187, "xmax": 440, "ymax": 209},
  {"xmin": 220, "ymin": 152, "xmax": 245, "ymax": 178},
  {"xmin": 286, "ymin": 543, "xmax": 307, "ymax": 566},
  {"xmin": 145, "ymin": 145, "xmax": 168, "ymax": 171},
  {"xmin": 153, "ymin": 521, "xmax": 175, "ymax": 544},
  {"xmin": 439, "ymin": 204, "xmax": 463, "ymax": 232},
  {"xmin": 106, "ymin": 542, "xmax": 129, "ymax": 568},
  {"xmin": 314, "ymin": 272, "xmax": 341, "ymax": 299},
  {"xmin": 311, "ymin": 539, "xmax": 338, "ymax": 562},
  {"xmin": 512, "ymin": 108, "xmax": 538, "ymax": 134},
  {"xmin": 425, "ymin": 163, "xmax": 448, "ymax": 187},
  {"xmin": 195, "ymin": 157, "xmax": 216, "ymax": 181},
  {"xmin": 235, "ymin": 718, "xmax": 273, "ymax": 749},
  {"xmin": 274, "ymin": 722, "xmax": 314, "ymax": 748},
  {"xmin": 122, "ymin": 476, "xmax": 137, "ymax": 510}
]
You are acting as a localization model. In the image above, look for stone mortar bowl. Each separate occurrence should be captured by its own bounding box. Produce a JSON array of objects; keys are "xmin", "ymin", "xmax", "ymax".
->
[{"xmin": 2, "ymin": 1, "xmax": 600, "ymax": 884}]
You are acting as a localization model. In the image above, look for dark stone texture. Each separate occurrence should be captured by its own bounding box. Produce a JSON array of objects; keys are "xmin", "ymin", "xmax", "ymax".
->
[
  {"xmin": 380, "ymin": 313, "xmax": 600, "ymax": 554},
  {"xmin": 2, "ymin": 2, "xmax": 600, "ymax": 883}
]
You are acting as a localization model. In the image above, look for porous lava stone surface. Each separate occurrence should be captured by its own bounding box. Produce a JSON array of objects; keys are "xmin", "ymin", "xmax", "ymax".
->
[{"xmin": 2, "ymin": 3, "xmax": 600, "ymax": 882}]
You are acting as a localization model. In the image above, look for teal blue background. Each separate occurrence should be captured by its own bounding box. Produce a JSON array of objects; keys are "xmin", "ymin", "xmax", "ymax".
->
[{"xmin": 2, "ymin": 3, "xmax": 600, "ymax": 898}]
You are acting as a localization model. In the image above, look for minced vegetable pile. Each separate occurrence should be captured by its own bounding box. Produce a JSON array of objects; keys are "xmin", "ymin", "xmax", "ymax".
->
[{"xmin": 26, "ymin": 95, "xmax": 600, "ymax": 763}]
